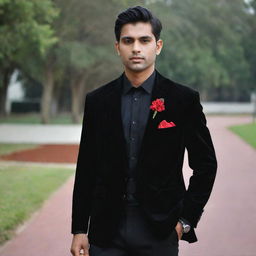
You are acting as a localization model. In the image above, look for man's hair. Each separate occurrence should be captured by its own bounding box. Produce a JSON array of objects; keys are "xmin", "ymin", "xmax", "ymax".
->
[{"xmin": 114, "ymin": 6, "xmax": 162, "ymax": 42}]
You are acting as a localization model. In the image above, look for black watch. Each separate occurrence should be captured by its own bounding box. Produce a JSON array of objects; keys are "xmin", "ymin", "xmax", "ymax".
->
[{"xmin": 178, "ymin": 219, "xmax": 191, "ymax": 233}]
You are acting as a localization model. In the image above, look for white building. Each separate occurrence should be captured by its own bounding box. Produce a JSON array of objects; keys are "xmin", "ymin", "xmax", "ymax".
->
[{"xmin": 5, "ymin": 70, "xmax": 25, "ymax": 114}]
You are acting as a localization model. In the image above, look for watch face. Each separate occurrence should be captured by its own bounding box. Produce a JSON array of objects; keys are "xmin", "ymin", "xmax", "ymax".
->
[{"xmin": 183, "ymin": 225, "xmax": 190, "ymax": 233}]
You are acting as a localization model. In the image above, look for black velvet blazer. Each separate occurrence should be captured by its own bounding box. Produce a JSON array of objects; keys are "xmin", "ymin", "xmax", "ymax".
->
[{"xmin": 71, "ymin": 70, "xmax": 217, "ymax": 247}]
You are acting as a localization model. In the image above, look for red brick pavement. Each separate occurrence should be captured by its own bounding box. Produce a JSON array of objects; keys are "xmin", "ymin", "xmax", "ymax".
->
[
  {"xmin": 0, "ymin": 144, "xmax": 79, "ymax": 163},
  {"xmin": 180, "ymin": 116, "xmax": 256, "ymax": 256},
  {"xmin": 0, "ymin": 116, "xmax": 255, "ymax": 256}
]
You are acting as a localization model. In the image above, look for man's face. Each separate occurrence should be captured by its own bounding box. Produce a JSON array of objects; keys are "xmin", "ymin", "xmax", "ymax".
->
[{"xmin": 115, "ymin": 22, "xmax": 163, "ymax": 73}]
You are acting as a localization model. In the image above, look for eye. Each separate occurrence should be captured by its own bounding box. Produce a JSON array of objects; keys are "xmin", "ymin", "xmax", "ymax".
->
[
  {"xmin": 141, "ymin": 38, "xmax": 151, "ymax": 43},
  {"xmin": 123, "ymin": 38, "xmax": 133, "ymax": 44}
]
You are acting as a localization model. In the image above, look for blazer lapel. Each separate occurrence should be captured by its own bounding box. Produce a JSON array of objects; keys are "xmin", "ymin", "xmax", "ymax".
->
[
  {"xmin": 104, "ymin": 74, "xmax": 129, "ymax": 170},
  {"xmin": 137, "ymin": 71, "xmax": 168, "ymax": 166}
]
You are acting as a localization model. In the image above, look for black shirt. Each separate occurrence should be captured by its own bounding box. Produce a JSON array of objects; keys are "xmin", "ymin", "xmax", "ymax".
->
[{"xmin": 121, "ymin": 70, "xmax": 156, "ymax": 203}]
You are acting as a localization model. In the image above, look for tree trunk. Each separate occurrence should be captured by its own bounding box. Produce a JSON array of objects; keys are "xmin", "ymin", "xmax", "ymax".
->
[
  {"xmin": 41, "ymin": 66, "xmax": 54, "ymax": 124},
  {"xmin": 70, "ymin": 72, "xmax": 87, "ymax": 124},
  {"xmin": 0, "ymin": 68, "xmax": 13, "ymax": 117}
]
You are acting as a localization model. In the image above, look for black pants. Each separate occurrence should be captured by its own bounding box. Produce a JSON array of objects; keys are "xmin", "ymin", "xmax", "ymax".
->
[{"xmin": 89, "ymin": 204, "xmax": 179, "ymax": 256}]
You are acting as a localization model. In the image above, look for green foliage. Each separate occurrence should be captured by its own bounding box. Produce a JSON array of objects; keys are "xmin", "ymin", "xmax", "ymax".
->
[
  {"xmin": 51, "ymin": 0, "xmax": 122, "ymax": 72},
  {"xmin": 3, "ymin": 0, "xmax": 256, "ymax": 110},
  {"xmin": 0, "ymin": 0, "xmax": 59, "ymax": 66},
  {"xmin": 152, "ymin": 0, "xmax": 253, "ymax": 100}
]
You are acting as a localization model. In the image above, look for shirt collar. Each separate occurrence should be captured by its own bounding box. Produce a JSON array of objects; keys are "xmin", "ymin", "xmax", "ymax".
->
[{"xmin": 122, "ymin": 70, "xmax": 156, "ymax": 95}]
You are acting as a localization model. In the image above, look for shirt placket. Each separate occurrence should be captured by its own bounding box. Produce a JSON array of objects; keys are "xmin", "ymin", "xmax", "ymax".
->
[
  {"xmin": 126, "ymin": 88, "xmax": 141, "ymax": 203},
  {"xmin": 129, "ymin": 88, "xmax": 141, "ymax": 173}
]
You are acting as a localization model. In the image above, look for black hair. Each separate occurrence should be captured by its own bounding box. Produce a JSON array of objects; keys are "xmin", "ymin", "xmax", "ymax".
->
[{"xmin": 114, "ymin": 6, "xmax": 162, "ymax": 42}]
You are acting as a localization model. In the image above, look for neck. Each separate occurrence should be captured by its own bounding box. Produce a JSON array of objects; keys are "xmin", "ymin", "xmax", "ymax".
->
[{"xmin": 124, "ymin": 65, "xmax": 155, "ymax": 87}]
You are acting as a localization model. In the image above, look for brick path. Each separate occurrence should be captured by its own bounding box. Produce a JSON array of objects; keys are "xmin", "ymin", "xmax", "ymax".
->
[
  {"xmin": 1, "ymin": 144, "xmax": 79, "ymax": 163},
  {"xmin": 180, "ymin": 116, "xmax": 256, "ymax": 256},
  {"xmin": 0, "ymin": 116, "xmax": 255, "ymax": 256}
]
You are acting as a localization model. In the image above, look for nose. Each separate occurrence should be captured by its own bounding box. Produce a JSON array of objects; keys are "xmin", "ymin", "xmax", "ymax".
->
[{"xmin": 132, "ymin": 40, "xmax": 141, "ymax": 54}]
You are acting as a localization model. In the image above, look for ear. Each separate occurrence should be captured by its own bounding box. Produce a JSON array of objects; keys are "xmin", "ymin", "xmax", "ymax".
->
[
  {"xmin": 115, "ymin": 41, "xmax": 120, "ymax": 55},
  {"xmin": 156, "ymin": 39, "xmax": 163, "ymax": 55}
]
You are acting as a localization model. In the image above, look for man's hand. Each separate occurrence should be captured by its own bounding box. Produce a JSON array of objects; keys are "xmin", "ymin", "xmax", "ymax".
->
[
  {"xmin": 175, "ymin": 222, "xmax": 183, "ymax": 240},
  {"xmin": 70, "ymin": 233, "xmax": 89, "ymax": 256}
]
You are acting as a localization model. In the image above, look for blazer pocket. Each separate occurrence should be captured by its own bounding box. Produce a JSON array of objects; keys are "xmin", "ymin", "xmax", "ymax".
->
[
  {"xmin": 156, "ymin": 126, "xmax": 178, "ymax": 135},
  {"xmin": 158, "ymin": 126, "xmax": 177, "ymax": 130},
  {"xmin": 157, "ymin": 185, "xmax": 185, "ymax": 204}
]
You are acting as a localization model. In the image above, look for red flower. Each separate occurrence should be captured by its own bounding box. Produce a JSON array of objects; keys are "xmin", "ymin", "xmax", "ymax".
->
[{"xmin": 150, "ymin": 98, "xmax": 165, "ymax": 119}]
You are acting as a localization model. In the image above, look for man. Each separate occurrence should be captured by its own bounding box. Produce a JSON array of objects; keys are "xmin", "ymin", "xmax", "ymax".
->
[{"xmin": 70, "ymin": 6, "xmax": 217, "ymax": 256}]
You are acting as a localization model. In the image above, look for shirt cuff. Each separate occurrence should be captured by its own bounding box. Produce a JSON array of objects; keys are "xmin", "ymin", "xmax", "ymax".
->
[{"xmin": 72, "ymin": 231, "xmax": 87, "ymax": 235}]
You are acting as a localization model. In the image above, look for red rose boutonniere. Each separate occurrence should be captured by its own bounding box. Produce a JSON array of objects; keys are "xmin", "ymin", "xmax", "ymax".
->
[{"xmin": 150, "ymin": 98, "xmax": 165, "ymax": 119}]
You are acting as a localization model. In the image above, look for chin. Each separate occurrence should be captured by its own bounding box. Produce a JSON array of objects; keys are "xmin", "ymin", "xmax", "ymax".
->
[{"xmin": 127, "ymin": 65, "xmax": 149, "ymax": 73}]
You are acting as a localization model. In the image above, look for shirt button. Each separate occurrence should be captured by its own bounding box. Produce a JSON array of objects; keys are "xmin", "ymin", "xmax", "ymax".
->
[
  {"xmin": 132, "ymin": 121, "xmax": 136, "ymax": 125},
  {"xmin": 134, "ymin": 97, "xmax": 138, "ymax": 101}
]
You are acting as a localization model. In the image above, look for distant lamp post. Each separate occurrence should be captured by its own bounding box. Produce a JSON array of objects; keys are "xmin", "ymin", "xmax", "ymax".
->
[{"xmin": 251, "ymin": 91, "xmax": 256, "ymax": 123}]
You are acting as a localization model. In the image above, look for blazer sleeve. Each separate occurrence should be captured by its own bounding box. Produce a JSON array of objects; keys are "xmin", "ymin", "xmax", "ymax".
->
[
  {"xmin": 181, "ymin": 91, "xmax": 217, "ymax": 228},
  {"xmin": 71, "ymin": 93, "xmax": 97, "ymax": 234}
]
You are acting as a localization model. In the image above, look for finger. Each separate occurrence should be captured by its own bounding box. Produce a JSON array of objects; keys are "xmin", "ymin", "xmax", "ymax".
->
[
  {"xmin": 79, "ymin": 249, "xmax": 85, "ymax": 255},
  {"xmin": 80, "ymin": 248, "xmax": 89, "ymax": 256},
  {"xmin": 175, "ymin": 228, "xmax": 182, "ymax": 240},
  {"xmin": 71, "ymin": 247, "xmax": 81, "ymax": 256}
]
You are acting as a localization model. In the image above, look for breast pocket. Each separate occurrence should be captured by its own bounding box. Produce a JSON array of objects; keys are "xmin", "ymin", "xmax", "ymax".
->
[{"xmin": 156, "ymin": 126, "xmax": 179, "ymax": 136}]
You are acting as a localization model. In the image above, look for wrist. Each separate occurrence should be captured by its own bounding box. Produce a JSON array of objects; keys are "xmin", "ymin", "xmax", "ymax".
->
[{"xmin": 73, "ymin": 232, "xmax": 87, "ymax": 235}]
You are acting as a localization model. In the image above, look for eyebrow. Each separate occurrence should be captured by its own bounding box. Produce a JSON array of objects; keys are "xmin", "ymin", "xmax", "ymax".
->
[{"xmin": 120, "ymin": 36, "xmax": 153, "ymax": 40}]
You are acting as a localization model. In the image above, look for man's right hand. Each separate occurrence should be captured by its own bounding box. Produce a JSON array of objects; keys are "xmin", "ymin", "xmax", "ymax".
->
[{"xmin": 70, "ymin": 233, "xmax": 89, "ymax": 256}]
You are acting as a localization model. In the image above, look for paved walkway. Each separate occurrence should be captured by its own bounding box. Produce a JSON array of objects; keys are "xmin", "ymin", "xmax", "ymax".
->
[
  {"xmin": 0, "ymin": 124, "xmax": 81, "ymax": 144},
  {"xmin": 0, "ymin": 116, "xmax": 256, "ymax": 256},
  {"xmin": 180, "ymin": 116, "xmax": 256, "ymax": 256}
]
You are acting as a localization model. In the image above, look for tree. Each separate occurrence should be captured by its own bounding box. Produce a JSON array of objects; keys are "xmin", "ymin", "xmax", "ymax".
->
[
  {"xmin": 0, "ymin": 0, "xmax": 58, "ymax": 116},
  {"xmin": 151, "ymin": 0, "xmax": 251, "ymax": 101},
  {"xmin": 48, "ymin": 0, "xmax": 126, "ymax": 123},
  {"xmin": 243, "ymin": 0, "xmax": 256, "ymax": 96}
]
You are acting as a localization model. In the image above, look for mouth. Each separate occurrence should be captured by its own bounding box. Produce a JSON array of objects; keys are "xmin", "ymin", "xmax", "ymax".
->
[{"xmin": 130, "ymin": 57, "xmax": 144, "ymax": 61}]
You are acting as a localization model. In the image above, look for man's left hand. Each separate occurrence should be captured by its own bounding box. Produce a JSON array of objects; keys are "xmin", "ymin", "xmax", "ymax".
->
[{"xmin": 175, "ymin": 221, "xmax": 183, "ymax": 240}]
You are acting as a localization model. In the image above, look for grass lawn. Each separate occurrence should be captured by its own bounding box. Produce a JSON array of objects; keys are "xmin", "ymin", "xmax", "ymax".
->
[
  {"xmin": 0, "ymin": 113, "xmax": 82, "ymax": 124},
  {"xmin": 229, "ymin": 122, "xmax": 256, "ymax": 149},
  {"xmin": 0, "ymin": 144, "xmax": 39, "ymax": 156},
  {"xmin": 0, "ymin": 165, "xmax": 73, "ymax": 245}
]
